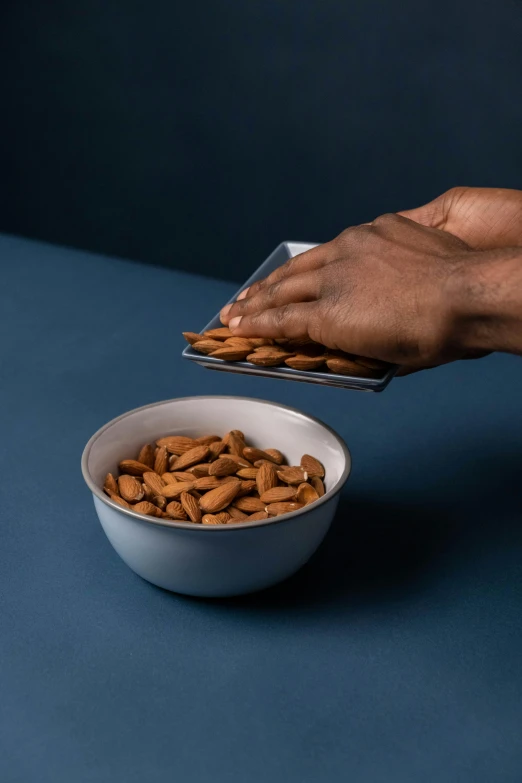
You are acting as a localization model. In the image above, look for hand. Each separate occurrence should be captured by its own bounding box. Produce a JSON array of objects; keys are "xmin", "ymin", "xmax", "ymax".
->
[
  {"xmin": 399, "ymin": 187, "xmax": 522, "ymax": 250},
  {"xmin": 220, "ymin": 214, "xmax": 489, "ymax": 370}
]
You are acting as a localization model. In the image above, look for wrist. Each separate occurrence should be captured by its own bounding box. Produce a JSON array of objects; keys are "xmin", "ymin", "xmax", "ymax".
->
[{"xmin": 449, "ymin": 248, "xmax": 522, "ymax": 355}]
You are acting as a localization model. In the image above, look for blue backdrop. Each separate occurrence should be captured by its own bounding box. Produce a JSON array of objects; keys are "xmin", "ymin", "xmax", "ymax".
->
[{"xmin": 0, "ymin": 0, "xmax": 521, "ymax": 279}]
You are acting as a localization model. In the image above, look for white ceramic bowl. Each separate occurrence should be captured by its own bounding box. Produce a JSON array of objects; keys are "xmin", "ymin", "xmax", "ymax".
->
[{"xmin": 81, "ymin": 397, "xmax": 351, "ymax": 597}]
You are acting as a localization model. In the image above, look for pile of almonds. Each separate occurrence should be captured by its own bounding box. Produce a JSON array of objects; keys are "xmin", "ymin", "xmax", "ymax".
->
[
  {"xmin": 183, "ymin": 328, "xmax": 390, "ymax": 377},
  {"xmin": 103, "ymin": 430, "xmax": 326, "ymax": 525}
]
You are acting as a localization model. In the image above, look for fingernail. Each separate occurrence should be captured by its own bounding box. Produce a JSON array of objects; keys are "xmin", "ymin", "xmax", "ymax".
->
[
  {"xmin": 237, "ymin": 287, "xmax": 249, "ymax": 301},
  {"xmin": 220, "ymin": 304, "xmax": 232, "ymax": 318},
  {"xmin": 229, "ymin": 316, "xmax": 242, "ymax": 331}
]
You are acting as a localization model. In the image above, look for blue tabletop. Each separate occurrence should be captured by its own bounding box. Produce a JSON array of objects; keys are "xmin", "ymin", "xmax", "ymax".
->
[{"xmin": 1, "ymin": 234, "xmax": 521, "ymax": 783}]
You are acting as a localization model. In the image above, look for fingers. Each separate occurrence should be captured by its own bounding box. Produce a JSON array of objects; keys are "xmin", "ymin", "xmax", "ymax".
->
[
  {"xmin": 228, "ymin": 302, "xmax": 320, "ymax": 340},
  {"xmin": 221, "ymin": 244, "xmax": 332, "ymax": 323},
  {"xmin": 221, "ymin": 270, "xmax": 321, "ymax": 325}
]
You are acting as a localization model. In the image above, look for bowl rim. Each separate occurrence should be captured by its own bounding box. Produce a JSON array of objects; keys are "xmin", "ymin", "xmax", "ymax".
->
[{"xmin": 81, "ymin": 396, "xmax": 351, "ymax": 532}]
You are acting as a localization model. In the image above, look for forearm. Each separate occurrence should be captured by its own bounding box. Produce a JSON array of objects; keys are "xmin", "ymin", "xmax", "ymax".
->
[{"xmin": 454, "ymin": 247, "xmax": 522, "ymax": 356}]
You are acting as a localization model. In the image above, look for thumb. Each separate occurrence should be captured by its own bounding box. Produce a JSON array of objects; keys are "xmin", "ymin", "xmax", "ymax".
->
[{"xmin": 397, "ymin": 192, "xmax": 448, "ymax": 229}]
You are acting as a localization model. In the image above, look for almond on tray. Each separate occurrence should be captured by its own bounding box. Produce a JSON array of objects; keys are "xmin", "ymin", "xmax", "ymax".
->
[
  {"xmin": 183, "ymin": 330, "xmax": 390, "ymax": 377},
  {"xmin": 103, "ymin": 431, "xmax": 327, "ymax": 524}
]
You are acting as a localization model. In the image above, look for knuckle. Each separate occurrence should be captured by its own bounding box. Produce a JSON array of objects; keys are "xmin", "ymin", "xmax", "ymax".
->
[
  {"xmin": 274, "ymin": 303, "xmax": 292, "ymax": 327},
  {"xmin": 318, "ymin": 270, "xmax": 339, "ymax": 301},
  {"xmin": 247, "ymin": 311, "xmax": 262, "ymax": 329},
  {"xmin": 247, "ymin": 281, "xmax": 261, "ymax": 296},
  {"xmin": 337, "ymin": 226, "xmax": 359, "ymax": 244},
  {"xmin": 372, "ymin": 212, "xmax": 399, "ymax": 227},
  {"xmin": 336, "ymin": 225, "xmax": 370, "ymax": 251},
  {"xmin": 266, "ymin": 280, "xmax": 283, "ymax": 301}
]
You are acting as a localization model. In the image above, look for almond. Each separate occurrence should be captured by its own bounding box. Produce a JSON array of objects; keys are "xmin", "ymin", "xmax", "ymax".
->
[
  {"xmin": 266, "ymin": 502, "xmax": 304, "ymax": 516},
  {"xmin": 236, "ymin": 480, "xmax": 257, "ymax": 497},
  {"xmin": 243, "ymin": 446, "xmax": 277, "ymax": 464},
  {"xmin": 162, "ymin": 472, "xmax": 179, "ymax": 485},
  {"xmin": 103, "ymin": 473, "xmax": 119, "ymax": 496},
  {"xmin": 109, "ymin": 492, "xmax": 131, "ymax": 509},
  {"xmin": 156, "ymin": 435, "xmax": 197, "ymax": 455},
  {"xmin": 256, "ymin": 461, "xmax": 278, "ymax": 496},
  {"xmin": 224, "ymin": 337, "xmax": 254, "ymax": 350},
  {"xmin": 209, "ymin": 457, "xmax": 238, "ymax": 477},
  {"xmin": 232, "ymin": 496, "xmax": 266, "ymax": 513},
  {"xmin": 118, "ymin": 475, "xmax": 145, "ymax": 503},
  {"xmin": 260, "ymin": 486, "xmax": 296, "ymax": 504},
  {"xmin": 210, "ymin": 347, "xmax": 251, "ymax": 361},
  {"xmin": 142, "ymin": 483, "xmax": 155, "ymax": 502},
  {"xmin": 137, "ymin": 444, "xmax": 155, "ymax": 468},
  {"xmin": 188, "ymin": 463, "xmax": 212, "ymax": 477},
  {"xmin": 254, "ymin": 344, "xmax": 292, "ymax": 354},
  {"xmin": 202, "ymin": 514, "xmax": 227, "ymax": 525},
  {"xmin": 200, "ymin": 480, "xmax": 241, "ymax": 513},
  {"xmin": 225, "ymin": 505, "xmax": 248, "ymax": 521},
  {"xmin": 153, "ymin": 495, "xmax": 167, "ymax": 511},
  {"xmin": 214, "ymin": 511, "xmax": 231, "ymax": 524},
  {"xmin": 219, "ymin": 453, "xmax": 253, "ymax": 468},
  {"xmin": 203, "ymin": 327, "xmax": 233, "ymax": 340},
  {"xmin": 153, "ymin": 445, "xmax": 168, "ymax": 475},
  {"xmin": 194, "ymin": 434, "xmax": 222, "ymax": 445},
  {"xmin": 181, "ymin": 491, "xmax": 202, "ymax": 523},
  {"xmin": 246, "ymin": 351, "xmax": 292, "ymax": 367},
  {"xmin": 296, "ymin": 482, "xmax": 320, "ymax": 505},
  {"xmin": 225, "ymin": 431, "xmax": 246, "ymax": 457},
  {"xmin": 170, "ymin": 471, "xmax": 195, "ymax": 481},
  {"xmin": 300, "ymin": 454, "xmax": 325, "ymax": 478},
  {"xmin": 248, "ymin": 337, "xmax": 274, "ymax": 348},
  {"xmin": 326, "ymin": 356, "xmax": 379, "ymax": 377},
  {"xmin": 143, "ymin": 471, "xmax": 166, "ymax": 496},
  {"xmin": 236, "ymin": 468, "xmax": 258, "ymax": 479},
  {"xmin": 285, "ymin": 355, "xmax": 326, "ymax": 370},
  {"xmin": 208, "ymin": 441, "xmax": 227, "ymax": 460},
  {"xmin": 192, "ymin": 338, "xmax": 226, "ymax": 355},
  {"xmin": 246, "ymin": 511, "xmax": 269, "ymax": 521},
  {"xmin": 172, "ymin": 445, "xmax": 210, "ymax": 471},
  {"xmin": 162, "ymin": 482, "xmax": 195, "ymax": 499},
  {"xmin": 193, "ymin": 476, "xmax": 222, "ymax": 491},
  {"xmin": 165, "ymin": 501, "xmax": 188, "ymax": 520},
  {"xmin": 264, "ymin": 449, "xmax": 285, "ymax": 465},
  {"xmin": 311, "ymin": 476, "xmax": 325, "ymax": 497},
  {"xmin": 118, "ymin": 459, "xmax": 152, "ymax": 477},
  {"xmin": 220, "ymin": 475, "xmax": 241, "ymax": 484},
  {"xmin": 277, "ymin": 466, "xmax": 307, "ymax": 485},
  {"xmin": 182, "ymin": 331, "xmax": 203, "ymax": 345},
  {"xmin": 134, "ymin": 501, "xmax": 162, "ymax": 517}
]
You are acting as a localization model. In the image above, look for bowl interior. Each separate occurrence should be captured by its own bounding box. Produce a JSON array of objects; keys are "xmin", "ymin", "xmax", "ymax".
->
[{"xmin": 84, "ymin": 397, "xmax": 350, "ymax": 500}]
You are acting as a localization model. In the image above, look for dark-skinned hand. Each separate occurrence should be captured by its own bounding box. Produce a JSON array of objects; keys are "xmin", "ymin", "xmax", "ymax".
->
[{"xmin": 220, "ymin": 214, "xmax": 492, "ymax": 372}]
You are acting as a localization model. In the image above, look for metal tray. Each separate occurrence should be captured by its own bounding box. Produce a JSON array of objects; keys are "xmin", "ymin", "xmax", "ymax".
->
[{"xmin": 182, "ymin": 241, "xmax": 398, "ymax": 392}]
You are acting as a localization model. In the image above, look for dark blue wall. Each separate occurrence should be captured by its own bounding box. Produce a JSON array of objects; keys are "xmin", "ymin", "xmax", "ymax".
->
[{"xmin": 0, "ymin": 0, "xmax": 521, "ymax": 280}]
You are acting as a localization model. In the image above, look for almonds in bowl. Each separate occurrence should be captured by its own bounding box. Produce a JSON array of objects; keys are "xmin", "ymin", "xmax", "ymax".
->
[{"xmin": 104, "ymin": 430, "xmax": 326, "ymax": 524}]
